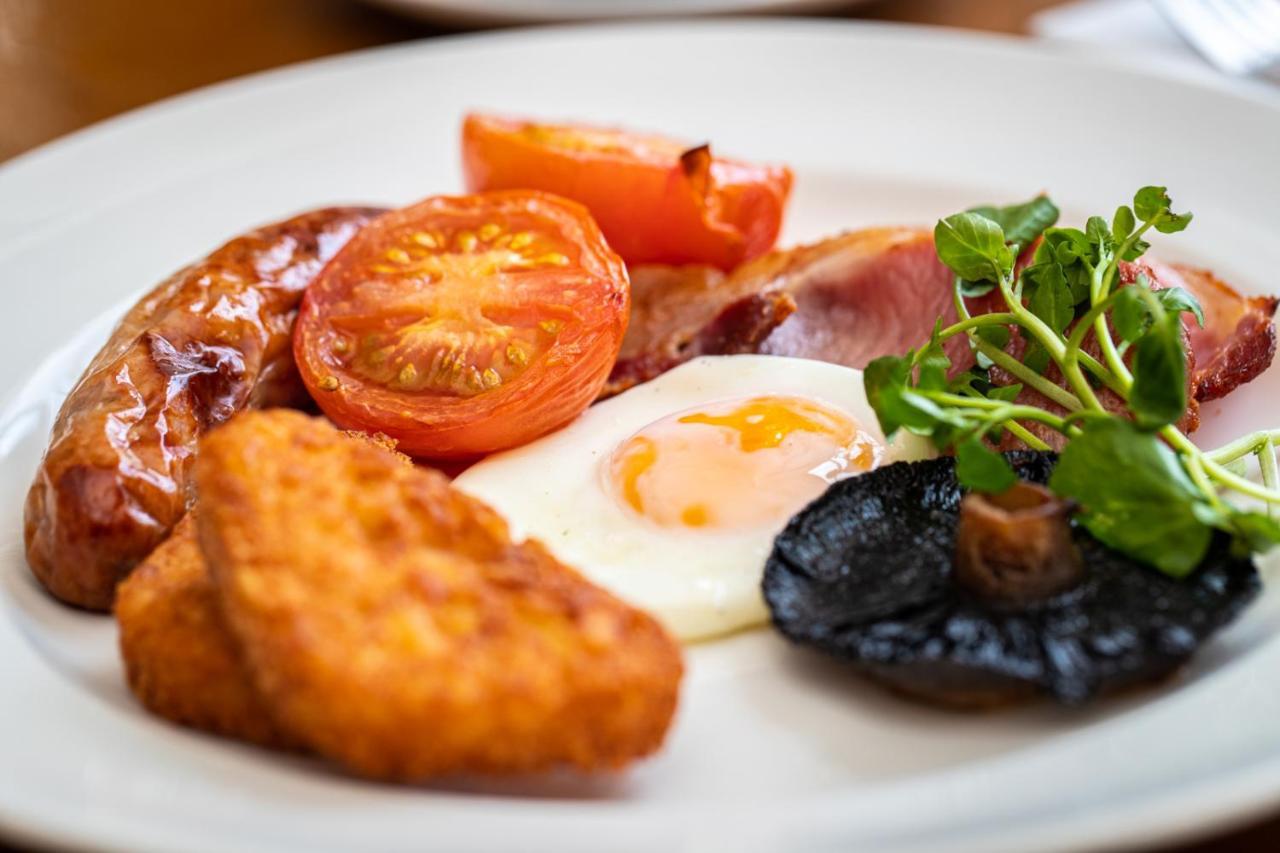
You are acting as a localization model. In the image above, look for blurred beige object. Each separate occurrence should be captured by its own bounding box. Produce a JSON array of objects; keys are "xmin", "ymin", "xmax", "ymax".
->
[
  {"xmin": 1035, "ymin": 0, "xmax": 1280, "ymax": 85},
  {"xmin": 361, "ymin": 0, "xmax": 866, "ymax": 26},
  {"xmin": 0, "ymin": 0, "xmax": 1069, "ymax": 164},
  {"xmin": 1156, "ymin": 0, "xmax": 1280, "ymax": 81}
]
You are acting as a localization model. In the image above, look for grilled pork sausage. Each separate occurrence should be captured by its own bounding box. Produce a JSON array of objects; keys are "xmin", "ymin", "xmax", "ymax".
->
[{"xmin": 24, "ymin": 206, "xmax": 385, "ymax": 610}]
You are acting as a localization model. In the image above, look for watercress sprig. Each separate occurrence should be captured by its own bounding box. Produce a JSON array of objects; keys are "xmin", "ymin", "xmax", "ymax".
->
[{"xmin": 865, "ymin": 186, "xmax": 1280, "ymax": 577}]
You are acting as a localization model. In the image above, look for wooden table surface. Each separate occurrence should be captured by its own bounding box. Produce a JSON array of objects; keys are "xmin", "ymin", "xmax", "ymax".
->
[{"xmin": 0, "ymin": 0, "xmax": 1272, "ymax": 850}]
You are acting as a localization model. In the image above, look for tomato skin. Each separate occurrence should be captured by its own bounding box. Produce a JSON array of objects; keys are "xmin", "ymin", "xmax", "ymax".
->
[
  {"xmin": 293, "ymin": 191, "xmax": 629, "ymax": 458},
  {"xmin": 461, "ymin": 114, "xmax": 793, "ymax": 271}
]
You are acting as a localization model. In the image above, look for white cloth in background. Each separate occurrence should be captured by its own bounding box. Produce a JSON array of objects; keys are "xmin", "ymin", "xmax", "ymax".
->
[{"xmin": 1031, "ymin": 0, "xmax": 1230, "ymax": 84}]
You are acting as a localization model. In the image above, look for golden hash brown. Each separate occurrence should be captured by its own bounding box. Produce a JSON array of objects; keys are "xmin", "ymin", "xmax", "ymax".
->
[
  {"xmin": 113, "ymin": 430, "xmax": 407, "ymax": 749},
  {"xmin": 195, "ymin": 409, "xmax": 683, "ymax": 781},
  {"xmin": 114, "ymin": 430, "xmax": 407, "ymax": 751},
  {"xmin": 114, "ymin": 515, "xmax": 294, "ymax": 750},
  {"xmin": 342, "ymin": 429, "xmax": 400, "ymax": 455}
]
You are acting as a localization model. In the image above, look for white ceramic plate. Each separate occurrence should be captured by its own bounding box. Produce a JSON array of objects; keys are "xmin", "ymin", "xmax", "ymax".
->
[
  {"xmin": 2, "ymin": 20, "xmax": 1279, "ymax": 853},
  {"xmin": 360, "ymin": 0, "xmax": 860, "ymax": 27}
]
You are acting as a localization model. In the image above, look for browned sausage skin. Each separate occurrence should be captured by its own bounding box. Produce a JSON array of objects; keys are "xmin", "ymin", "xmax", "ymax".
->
[{"xmin": 24, "ymin": 206, "xmax": 386, "ymax": 611}]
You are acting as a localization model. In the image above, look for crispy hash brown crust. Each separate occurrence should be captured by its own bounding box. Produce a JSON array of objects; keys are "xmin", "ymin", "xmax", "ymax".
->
[
  {"xmin": 195, "ymin": 410, "xmax": 683, "ymax": 780},
  {"xmin": 115, "ymin": 429, "xmax": 406, "ymax": 751},
  {"xmin": 114, "ymin": 515, "xmax": 294, "ymax": 750}
]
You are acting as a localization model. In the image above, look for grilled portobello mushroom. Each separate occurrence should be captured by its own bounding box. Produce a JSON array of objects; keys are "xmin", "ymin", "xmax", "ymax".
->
[{"xmin": 763, "ymin": 452, "xmax": 1260, "ymax": 708}]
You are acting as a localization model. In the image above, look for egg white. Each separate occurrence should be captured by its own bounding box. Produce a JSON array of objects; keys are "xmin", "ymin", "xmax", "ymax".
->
[{"xmin": 453, "ymin": 355, "xmax": 933, "ymax": 641}]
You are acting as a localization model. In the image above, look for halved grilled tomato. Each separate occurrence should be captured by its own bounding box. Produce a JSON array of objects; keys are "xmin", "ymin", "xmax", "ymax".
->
[
  {"xmin": 293, "ymin": 191, "xmax": 629, "ymax": 458},
  {"xmin": 461, "ymin": 113, "xmax": 793, "ymax": 271}
]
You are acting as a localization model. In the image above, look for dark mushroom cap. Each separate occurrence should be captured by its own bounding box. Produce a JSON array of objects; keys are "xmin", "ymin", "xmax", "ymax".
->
[{"xmin": 763, "ymin": 452, "xmax": 1260, "ymax": 707}]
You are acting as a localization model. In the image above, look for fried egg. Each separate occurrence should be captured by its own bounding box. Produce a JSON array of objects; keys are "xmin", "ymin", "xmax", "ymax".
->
[{"xmin": 453, "ymin": 355, "xmax": 932, "ymax": 641}]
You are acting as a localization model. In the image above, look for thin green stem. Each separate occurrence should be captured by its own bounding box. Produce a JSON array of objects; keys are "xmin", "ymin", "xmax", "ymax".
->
[
  {"xmin": 1060, "ymin": 294, "xmax": 1118, "ymax": 410},
  {"xmin": 919, "ymin": 392, "xmax": 1072, "ymax": 452},
  {"xmin": 996, "ymin": 275, "xmax": 1067, "ymax": 363},
  {"xmin": 952, "ymin": 276, "xmax": 973, "ymax": 324},
  {"xmin": 1066, "ymin": 295, "xmax": 1113, "ymax": 355},
  {"xmin": 1059, "ymin": 355, "xmax": 1105, "ymax": 412},
  {"xmin": 921, "ymin": 392, "xmax": 1068, "ymax": 429},
  {"xmin": 1096, "ymin": 285, "xmax": 1164, "ymax": 390},
  {"xmin": 1259, "ymin": 437, "xmax": 1278, "ymax": 516},
  {"xmin": 984, "ymin": 403, "xmax": 1055, "ymax": 439},
  {"xmin": 1004, "ymin": 422, "xmax": 1051, "ymax": 451},
  {"xmin": 933, "ymin": 389, "xmax": 1054, "ymax": 451},
  {"xmin": 1205, "ymin": 430, "xmax": 1280, "ymax": 465},
  {"xmin": 1091, "ymin": 254, "xmax": 1122, "ymax": 381},
  {"xmin": 1079, "ymin": 351, "xmax": 1128, "ymax": 395},
  {"xmin": 938, "ymin": 313, "xmax": 1018, "ymax": 339},
  {"xmin": 1185, "ymin": 454, "xmax": 1227, "ymax": 513},
  {"xmin": 1059, "ymin": 409, "xmax": 1117, "ymax": 430},
  {"xmin": 950, "ymin": 303, "xmax": 1124, "ymax": 397},
  {"xmin": 1092, "ymin": 265, "xmax": 1133, "ymax": 386},
  {"xmin": 1102, "ymin": 221, "xmax": 1155, "ymax": 297},
  {"xmin": 1091, "ymin": 222, "xmax": 1155, "ymax": 387},
  {"xmin": 974, "ymin": 340, "xmax": 1082, "ymax": 411},
  {"xmin": 921, "ymin": 392, "xmax": 1003, "ymax": 410},
  {"xmin": 1163, "ymin": 426, "xmax": 1280, "ymax": 504}
]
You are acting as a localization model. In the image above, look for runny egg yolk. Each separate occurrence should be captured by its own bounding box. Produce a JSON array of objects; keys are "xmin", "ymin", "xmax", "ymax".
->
[{"xmin": 606, "ymin": 395, "xmax": 882, "ymax": 531}]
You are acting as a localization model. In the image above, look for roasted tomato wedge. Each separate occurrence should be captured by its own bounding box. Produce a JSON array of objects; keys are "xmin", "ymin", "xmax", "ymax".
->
[
  {"xmin": 461, "ymin": 113, "xmax": 793, "ymax": 271},
  {"xmin": 293, "ymin": 191, "xmax": 629, "ymax": 458}
]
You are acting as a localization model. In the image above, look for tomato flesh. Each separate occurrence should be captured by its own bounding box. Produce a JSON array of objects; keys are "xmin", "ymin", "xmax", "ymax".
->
[
  {"xmin": 461, "ymin": 113, "xmax": 793, "ymax": 271},
  {"xmin": 294, "ymin": 191, "xmax": 629, "ymax": 458}
]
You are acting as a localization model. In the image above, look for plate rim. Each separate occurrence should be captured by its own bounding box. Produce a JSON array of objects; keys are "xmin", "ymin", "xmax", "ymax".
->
[{"xmin": 3, "ymin": 18, "xmax": 1280, "ymax": 853}]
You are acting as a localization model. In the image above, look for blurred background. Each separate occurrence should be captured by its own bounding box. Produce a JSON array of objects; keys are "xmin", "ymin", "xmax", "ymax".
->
[
  {"xmin": 5, "ymin": 0, "xmax": 1269, "ymax": 164},
  {"xmin": 1, "ymin": 0, "xmax": 1278, "ymax": 850}
]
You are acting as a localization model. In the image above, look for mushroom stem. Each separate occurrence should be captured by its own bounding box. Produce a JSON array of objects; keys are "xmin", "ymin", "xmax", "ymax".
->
[{"xmin": 955, "ymin": 482, "xmax": 1084, "ymax": 604}]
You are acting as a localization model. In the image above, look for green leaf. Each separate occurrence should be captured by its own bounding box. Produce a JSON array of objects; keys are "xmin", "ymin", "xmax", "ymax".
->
[
  {"xmin": 1112, "ymin": 285, "xmax": 1151, "ymax": 343},
  {"xmin": 1134, "ymin": 186, "xmax": 1172, "ymax": 222},
  {"xmin": 1153, "ymin": 211, "xmax": 1192, "ymax": 234},
  {"xmin": 1155, "ymin": 286, "xmax": 1206, "ymax": 327},
  {"xmin": 864, "ymin": 355, "xmax": 915, "ymax": 438},
  {"xmin": 1033, "ymin": 238, "xmax": 1056, "ymax": 266},
  {"xmin": 1050, "ymin": 420, "xmax": 1213, "ymax": 577},
  {"xmin": 916, "ymin": 323, "xmax": 952, "ymax": 391},
  {"xmin": 1119, "ymin": 237, "xmax": 1151, "ymax": 262},
  {"xmin": 1063, "ymin": 262, "xmax": 1092, "ymax": 304},
  {"xmin": 1022, "ymin": 339, "xmax": 1051, "ymax": 375},
  {"xmin": 987, "ymin": 383, "xmax": 1023, "ymax": 403},
  {"xmin": 959, "ymin": 278, "xmax": 996, "ymax": 298},
  {"xmin": 865, "ymin": 355, "xmax": 966, "ymax": 439},
  {"xmin": 1085, "ymin": 215, "xmax": 1114, "ymax": 261},
  {"xmin": 1228, "ymin": 512, "xmax": 1280, "ymax": 556},
  {"xmin": 934, "ymin": 213, "xmax": 1013, "ymax": 283},
  {"xmin": 974, "ymin": 323, "xmax": 1011, "ymax": 351},
  {"xmin": 1022, "ymin": 261, "xmax": 1058, "ymax": 288},
  {"xmin": 1129, "ymin": 312, "xmax": 1188, "ymax": 429},
  {"xmin": 956, "ymin": 438, "xmax": 1018, "ymax": 493},
  {"xmin": 1045, "ymin": 227, "xmax": 1090, "ymax": 264},
  {"xmin": 948, "ymin": 366, "xmax": 989, "ymax": 396},
  {"xmin": 972, "ymin": 323, "xmax": 1010, "ymax": 371},
  {"xmin": 1027, "ymin": 264, "xmax": 1075, "ymax": 334},
  {"xmin": 1134, "ymin": 186, "xmax": 1192, "ymax": 234},
  {"xmin": 1112, "ymin": 205, "xmax": 1135, "ymax": 242},
  {"xmin": 1113, "ymin": 276, "xmax": 1201, "ymax": 345},
  {"xmin": 969, "ymin": 196, "xmax": 1060, "ymax": 251}
]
